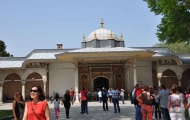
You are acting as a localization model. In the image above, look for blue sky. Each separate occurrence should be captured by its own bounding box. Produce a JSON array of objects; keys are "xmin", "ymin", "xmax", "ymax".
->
[{"xmin": 0, "ymin": 0, "xmax": 162, "ymax": 57}]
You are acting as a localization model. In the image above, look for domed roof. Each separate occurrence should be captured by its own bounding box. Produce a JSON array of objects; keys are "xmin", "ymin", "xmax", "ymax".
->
[{"xmin": 86, "ymin": 28, "xmax": 120, "ymax": 41}]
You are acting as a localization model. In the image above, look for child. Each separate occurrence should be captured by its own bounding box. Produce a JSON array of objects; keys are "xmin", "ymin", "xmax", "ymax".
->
[{"xmin": 54, "ymin": 94, "xmax": 60, "ymax": 119}]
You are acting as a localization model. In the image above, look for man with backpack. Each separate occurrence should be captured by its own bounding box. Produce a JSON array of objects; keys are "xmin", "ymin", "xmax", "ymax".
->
[{"xmin": 133, "ymin": 82, "xmax": 143, "ymax": 120}]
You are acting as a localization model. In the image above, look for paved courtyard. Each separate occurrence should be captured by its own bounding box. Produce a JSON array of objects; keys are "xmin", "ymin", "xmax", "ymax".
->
[{"xmin": 0, "ymin": 100, "xmax": 137, "ymax": 120}]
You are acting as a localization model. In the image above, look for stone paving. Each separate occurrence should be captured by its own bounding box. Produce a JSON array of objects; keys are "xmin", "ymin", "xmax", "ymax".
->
[{"xmin": 0, "ymin": 100, "xmax": 166, "ymax": 120}]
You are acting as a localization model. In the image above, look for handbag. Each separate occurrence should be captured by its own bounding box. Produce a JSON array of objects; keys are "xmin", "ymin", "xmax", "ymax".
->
[
  {"xmin": 17, "ymin": 101, "xmax": 24, "ymax": 119},
  {"xmin": 31, "ymin": 102, "xmax": 40, "ymax": 120},
  {"xmin": 62, "ymin": 95, "xmax": 66, "ymax": 102}
]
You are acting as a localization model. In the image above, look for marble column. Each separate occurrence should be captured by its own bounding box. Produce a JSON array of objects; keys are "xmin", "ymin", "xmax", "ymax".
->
[
  {"xmin": 133, "ymin": 59, "xmax": 137, "ymax": 86},
  {"xmin": 178, "ymin": 77, "xmax": 182, "ymax": 86},
  {"xmin": 75, "ymin": 68, "xmax": 79, "ymax": 103},
  {"xmin": 43, "ymin": 80, "xmax": 47, "ymax": 99},
  {"xmin": 127, "ymin": 66, "xmax": 130, "ymax": 91},
  {"xmin": 157, "ymin": 77, "xmax": 161, "ymax": 86},
  {"xmin": 0, "ymin": 80, "xmax": 4, "ymax": 103},
  {"xmin": 21, "ymin": 80, "xmax": 26, "ymax": 100}
]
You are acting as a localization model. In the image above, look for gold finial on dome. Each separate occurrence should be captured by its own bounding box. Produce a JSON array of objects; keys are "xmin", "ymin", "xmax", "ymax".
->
[
  {"xmin": 94, "ymin": 31, "xmax": 97, "ymax": 39},
  {"xmin": 120, "ymin": 33, "xmax": 123, "ymax": 41},
  {"xmin": 100, "ymin": 18, "xmax": 104, "ymax": 29},
  {"xmin": 110, "ymin": 30, "xmax": 113, "ymax": 39},
  {"xmin": 83, "ymin": 34, "xmax": 86, "ymax": 42}
]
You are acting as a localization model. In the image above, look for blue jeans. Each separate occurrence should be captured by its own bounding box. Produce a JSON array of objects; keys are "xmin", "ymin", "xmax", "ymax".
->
[
  {"xmin": 121, "ymin": 95, "xmax": 125, "ymax": 104},
  {"xmin": 112, "ymin": 98, "xmax": 120, "ymax": 113},
  {"xmin": 82, "ymin": 100, "xmax": 88, "ymax": 114},
  {"xmin": 160, "ymin": 107, "xmax": 170, "ymax": 120},
  {"xmin": 134, "ymin": 105, "xmax": 142, "ymax": 120},
  {"xmin": 99, "ymin": 97, "xmax": 102, "ymax": 103}
]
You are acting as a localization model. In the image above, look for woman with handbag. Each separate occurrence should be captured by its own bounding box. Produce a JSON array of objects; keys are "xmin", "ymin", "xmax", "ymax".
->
[
  {"xmin": 12, "ymin": 91, "xmax": 25, "ymax": 120},
  {"xmin": 63, "ymin": 90, "xmax": 71, "ymax": 119},
  {"xmin": 22, "ymin": 86, "xmax": 50, "ymax": 120}
]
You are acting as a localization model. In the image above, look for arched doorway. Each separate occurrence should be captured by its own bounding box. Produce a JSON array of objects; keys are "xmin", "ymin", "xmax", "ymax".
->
[{"xmin": 94, "ymin": 77, "xmax": 109, "ymax": 91}]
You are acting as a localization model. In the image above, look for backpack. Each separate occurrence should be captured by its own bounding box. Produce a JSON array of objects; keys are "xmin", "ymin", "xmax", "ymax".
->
[{"xmin": 133, "ymin": 89, "xmax": 139, "ymax": 105}]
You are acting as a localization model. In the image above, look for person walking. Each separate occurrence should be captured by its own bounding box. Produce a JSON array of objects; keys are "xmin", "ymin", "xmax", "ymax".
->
[
  {"xmin": 63, "ymin": 90, "xmax": 71, "ymax": 119},
  {"xmin": 177, "ymin": 86, "xmax": 186, "ymax": 120},
  {"xmin": 51, "ymin": 91, "xmax": 56, "ymax": 104},
  {"xmin": 108, "ymin": 88, "xmax": 113, "ymax": 103},
  {"xmin": 102, "ymin": 87, "xmax": 108, "ymax": 111},
  {"xmin": 53, "ymin": 94, "xmax": 60, "ymax": 119},
  {"xmin": 98, "ymin": 90, "xmax": 102, "ymax": 103},
  {"xmin": 80, "ymin": 87, "xmax": 88, "ymax": 115},
  {"xmin": 137, "ymin": 85, "xmax": 153, "ymax": 120},
  {"xmin": 12, "ymin": 91, "xmax": 25, "ymax": 120},
  {"xmin": 70, "ymin": 88, "xmax": 75, "ymax": 105},
  {"xmin": 22, "ymin": 86, "xmax": 50, "ymax": 120},
  {"xmin": 158, "ymin": 84, "xmax": 170, "ymax": 120},
  {"xmin": 120, "ymin": 89, "xmax": 125, "ymax": 104},
  {"xmin": 167, "ymin": 85, "xmax": 182, "ymax": 120},
  {"xmin": 87, "ymin": 91, "xmax": 91, "ymax": 102},
  {"xmin": 111, "ymin": 87, "xmax": 120, "ymax": 113}
]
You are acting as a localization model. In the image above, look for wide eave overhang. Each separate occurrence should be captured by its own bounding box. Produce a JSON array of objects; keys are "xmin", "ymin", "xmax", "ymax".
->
[{"xmin": 55, "ymin": 50, "xmax": 156, "ymax": 63}]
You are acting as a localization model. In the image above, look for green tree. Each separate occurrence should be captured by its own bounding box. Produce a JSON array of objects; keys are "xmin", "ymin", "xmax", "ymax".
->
[
  {"xmin": 143, "ymin": 0, "xmax": 190, "ymax": 44},
  {"xmin": 153, "ymin": 42, "xmax": 190, "ymax": 54},
  {"xmin": 0, "ymin": 40, "xmax": 13, "ymax": 57}
]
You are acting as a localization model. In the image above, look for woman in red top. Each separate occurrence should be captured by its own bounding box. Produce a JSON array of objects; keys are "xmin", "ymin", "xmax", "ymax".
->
[
  {"xmin": 22, "ymin": 86, "xmax": 50, "ymax": 120},
  {"xmin": 80, "ymin": 87, "xmax": 88, "ymax": 115}
]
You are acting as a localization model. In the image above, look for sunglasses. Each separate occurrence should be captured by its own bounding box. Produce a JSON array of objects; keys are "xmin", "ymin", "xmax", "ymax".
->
[
  {"xmin": 30, "ymin": 90, "xmax": 38, "ymax": 92},
  {"xmin": 16, "ymin": 93, "xmax": 21, "ymax": 95}
]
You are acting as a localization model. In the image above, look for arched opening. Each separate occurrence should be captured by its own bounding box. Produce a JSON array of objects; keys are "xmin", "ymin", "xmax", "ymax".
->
[
  {"xmin": 181, "ymin": 69, "xmax": 190, "ymax": 89},
  {"xmin": 3, "ymin": 73, "xmax": 22, "ymax": 100},
  {"xmin": 25, "ymin": 72, "xmax": 43, "ymax": 99},
  {"xmin": 94, "ymin": 77, "xmax": 109, "ymax": 91},
  {"xmin": 161, "ymin": 69, "xmax": 178, "ymax": 88}
]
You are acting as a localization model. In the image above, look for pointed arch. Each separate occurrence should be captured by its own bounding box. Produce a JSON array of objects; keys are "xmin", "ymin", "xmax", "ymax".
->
[
  {"xmin": 181, "ymin": 69, "xmax": 190, "ymax": 89},
  {"xmin": 161, "ymin": 69, "xmax": 178, "ymax": 88},
  {"xmin": 26, "ymin": 72, "xmax": 42, "ymax": 80}
]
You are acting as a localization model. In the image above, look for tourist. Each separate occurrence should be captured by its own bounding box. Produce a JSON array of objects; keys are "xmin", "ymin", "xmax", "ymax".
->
[
  {"xmin": 63, "ymin": 90, "xmax": 71, "ymax": 119},
  {"xmin": 22, "ymin": 86, "xmax": 50, "ymax": 120},
  {"xmin": 70, "ymin": 88, "xmax": 75, "ymax": 105},
  {"xmin": 53, "ymin": 94, "xmax": 60, "ymax": 119},
  {"xmin": 129, "ymin": 90, "xmax": 134, "ymax": 104},
  {"xmin": 12, "ymin": 91, "xmax": 25, "ymax": 120},
  {"xmin": 87, "ymin": 90, "xmax": 91, "ymax": 102},
  {"xmin": 158, "ymin": 84, "xmax": 170, "ymax": 120},
  {"xmin": 167, "ymin": 85, "xmax": 182, "ymax": 120},
  {"xmin": 111, "ymin": 86, "xmax": 120, "ymax": 113},
  {"xmin": 120, "ymin": 89, "xmax": 125, "ymax": 104},
  {"xmin": 177, "ymin": 86, "xmax": 186, "ymax": 120},
  {"xmin": 108, "ymin": 88, "xmax": 113, "ymax": 103},
  {"xmin": 102, "ymin": 87, "xmax": 108, "ymax": 111},
  {"xmin": 153, "ymin": 89, "xmax": 161, "ymax": 120},
  {"xmin": 80, "ymin": 87, "xmax": 88, "ymax": 115},
  {"xmin": 98, "ymin": 90, "xmax": 102, "ymax": 103},
  {"xmin": 51, "ymin": 91, "xmax": 56, "ymax": 104},
  {"xmin": 137, "ymin": 85, "xmax": 153, "ymax": 120},
  {"xmin": 134, "ymin": 82, "xmax": 143, "ymax": 120}
]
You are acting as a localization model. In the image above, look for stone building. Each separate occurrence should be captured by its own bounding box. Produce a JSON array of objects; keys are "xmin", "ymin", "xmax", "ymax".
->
[{"xmin": 0, "ymin": 21, "xmax": 190, "ymax": 102}]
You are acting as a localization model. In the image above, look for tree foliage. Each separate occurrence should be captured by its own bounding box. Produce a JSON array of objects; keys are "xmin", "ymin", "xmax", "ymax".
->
[
  {"xmin": 0, "ymin": 40, "xmax": 13, "ymax": 57},
  {"xmin": 153, "ymin": 42, "xmax": 190, "ymax": 54},
  {"xmin": 143, "ymin": 0, "xmax": 190, "ymax": 44}
]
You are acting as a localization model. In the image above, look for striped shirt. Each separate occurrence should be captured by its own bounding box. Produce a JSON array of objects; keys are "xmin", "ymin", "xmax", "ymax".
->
[{"xmin": 111, "ymin": 90, "xmax": 120, "ymax": 98}]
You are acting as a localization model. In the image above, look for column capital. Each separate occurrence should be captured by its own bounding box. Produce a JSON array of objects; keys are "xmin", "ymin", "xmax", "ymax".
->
[
  {"xmin": 21, "ymin": 80, "xmax": 26, "ymax": 85},
  {"xmin": 133, "ymin": 64, "xmax": 136, "ymax": 68},
  {"xmin": 177, "ymin": 76, "xmax": 182, "ymax": 81},
  {"xmin": 0, "ymin": 80, "xmax": 4, "ymax": 87},
  {"xmin": 157, "ymin": 76, "xmax": 161, "ymax": 80}
]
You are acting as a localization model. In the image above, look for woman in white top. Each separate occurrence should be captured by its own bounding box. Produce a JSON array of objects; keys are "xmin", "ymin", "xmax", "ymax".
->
[
  {"xmin": 177, "ymin": 86, "xmax": 186, "ymax": 120},
  {"xmin": 167, "ymin": 85, "xmax": 182, "ymax": 120},
  {"xmin": 53, "ymin": 94, "xmax": 60, "ymax": 119}
]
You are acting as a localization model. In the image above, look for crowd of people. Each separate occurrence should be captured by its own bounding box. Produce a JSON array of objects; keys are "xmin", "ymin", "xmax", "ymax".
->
[
  {"xmin": 12, "ymin": 83, "xmax": 190, "ymax": 120},
  {"xmin": 131, "ymin": 82, "xmax": 190, "ymax": 120}
]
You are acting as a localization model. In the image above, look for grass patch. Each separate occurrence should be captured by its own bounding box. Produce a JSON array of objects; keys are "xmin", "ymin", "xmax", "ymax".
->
[{"xmin": 0, "ymin": 110, "xmax": 13, "ymax": 118}]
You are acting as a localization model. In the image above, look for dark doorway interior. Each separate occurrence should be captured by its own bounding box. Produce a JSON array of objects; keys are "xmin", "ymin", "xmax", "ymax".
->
[{"xmin": 94, "ymin": 77, "xmax": 109, "ymax": 91}]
